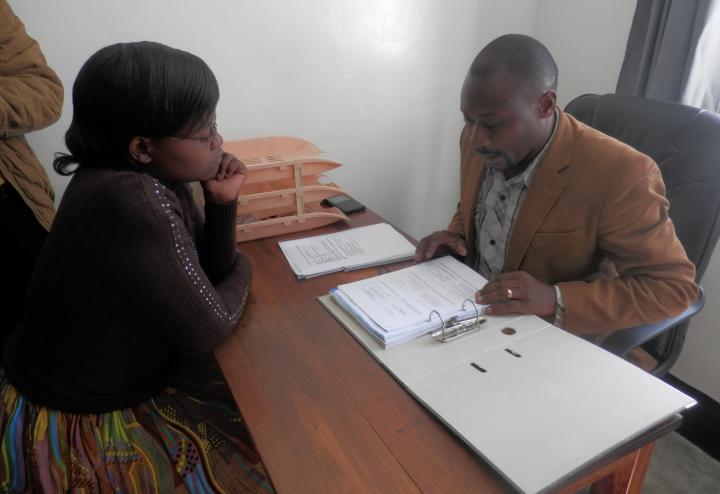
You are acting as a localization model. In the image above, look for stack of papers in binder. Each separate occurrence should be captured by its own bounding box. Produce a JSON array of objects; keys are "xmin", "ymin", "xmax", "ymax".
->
[{"xmin": 330, "ymin": 256, "xmax": 488, "ymax": 347}]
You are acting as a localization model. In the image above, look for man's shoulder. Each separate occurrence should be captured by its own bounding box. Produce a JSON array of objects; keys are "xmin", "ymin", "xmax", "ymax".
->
[{"xmin": 559, "ymin": 112, "xmax": 656, "ymax": 181}]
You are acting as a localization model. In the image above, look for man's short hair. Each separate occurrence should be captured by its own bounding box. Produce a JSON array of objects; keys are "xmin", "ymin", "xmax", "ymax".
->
[{"xmin": 469, "ymin": 34, "xmax": 558, "ymax": 97}]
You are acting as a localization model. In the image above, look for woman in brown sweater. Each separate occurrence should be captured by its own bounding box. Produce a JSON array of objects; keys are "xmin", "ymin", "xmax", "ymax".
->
[{"xmin": 0, "ymin": 42, "xmax": 272, "ymax": 493}]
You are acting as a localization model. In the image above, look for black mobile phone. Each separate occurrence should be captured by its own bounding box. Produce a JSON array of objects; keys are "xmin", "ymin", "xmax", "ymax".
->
[{"xmin": 320, "ymin": 194, "xmax": 366, "ymax": 214}]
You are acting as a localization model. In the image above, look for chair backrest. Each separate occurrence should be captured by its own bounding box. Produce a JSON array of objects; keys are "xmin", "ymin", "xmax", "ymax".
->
[{"xmin": 565, "ymin": 94, "xmax": 720, "ymax": 372}]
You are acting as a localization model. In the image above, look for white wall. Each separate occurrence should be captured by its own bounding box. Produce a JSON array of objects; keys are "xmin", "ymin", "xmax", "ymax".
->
[
  {"xmin": 534, "ymin": 0, "xmax": 636, "ymax": 107},
  {"xmin": 13, "ymin": 0, "xmax": 639, "ymax": 238},
  {"xmin": 10, "ymin": 0, "xmax": 538, "ymax": 240}
]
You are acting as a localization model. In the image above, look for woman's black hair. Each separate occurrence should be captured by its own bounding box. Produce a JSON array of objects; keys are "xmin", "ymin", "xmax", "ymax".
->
[{"xmin": 54, "ymin": 41, "xmax": 219, "ymax": 175}]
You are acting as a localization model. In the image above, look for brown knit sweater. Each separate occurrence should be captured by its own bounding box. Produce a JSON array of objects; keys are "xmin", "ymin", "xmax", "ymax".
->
[
  {"xmin": 3, "ymin": 167, "xmax": 251, "ymax": 413},
  {"xmin": 0, "ymin": 0, "xmax": 63, "ymax": 231}
]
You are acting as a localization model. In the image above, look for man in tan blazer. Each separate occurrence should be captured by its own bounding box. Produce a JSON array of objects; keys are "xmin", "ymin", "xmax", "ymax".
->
[{"xmin": 416, "ymin": 34, "xmax": 697, "ymax": 343}]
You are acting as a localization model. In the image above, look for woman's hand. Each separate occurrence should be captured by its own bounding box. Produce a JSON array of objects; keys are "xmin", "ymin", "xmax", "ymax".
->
[{"xmin": 202, "ymin": 152, "xmax": 247, "ymax": 203}]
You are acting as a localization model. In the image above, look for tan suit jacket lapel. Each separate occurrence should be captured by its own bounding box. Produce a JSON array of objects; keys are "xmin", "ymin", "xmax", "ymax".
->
[
  {"xmin": 462, "ymin": 158, "xmax": 486, "ymax": 261},
  {"xmin": 504, "ymin": 111, "xmax": 573, "ymax": 272}
]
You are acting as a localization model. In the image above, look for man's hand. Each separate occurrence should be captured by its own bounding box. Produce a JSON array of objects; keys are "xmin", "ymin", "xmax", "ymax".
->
[
  {"xmin": 203, "ymin": 152, "xmax": 247, "ymax": 203},
  {"xmin": 415, "ymin": 230, "xmax": 467, "ymax": 261},
  {"xmin": 475, "ymin": 271, "xmax": 556, "ymax": 317}
]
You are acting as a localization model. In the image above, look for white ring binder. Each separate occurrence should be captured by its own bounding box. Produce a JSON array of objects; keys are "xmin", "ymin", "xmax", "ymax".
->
[{"xmin": 428, "ymin": 299, "xmax": 486, "ymax": 343}]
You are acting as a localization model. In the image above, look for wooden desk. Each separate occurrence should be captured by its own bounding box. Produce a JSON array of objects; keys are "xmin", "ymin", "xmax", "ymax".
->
[{"xmin": 215, "ymin": 211, "xmax": 675, "ymax": 494}]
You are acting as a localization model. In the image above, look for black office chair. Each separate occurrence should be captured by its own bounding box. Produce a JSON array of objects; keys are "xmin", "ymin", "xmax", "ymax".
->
[{"xmin": 565, "ymin": 94, "xmax": 720, "ymax": 376}]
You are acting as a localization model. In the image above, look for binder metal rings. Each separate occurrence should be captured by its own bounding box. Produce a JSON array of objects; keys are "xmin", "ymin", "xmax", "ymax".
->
[{"xmin": 428, "ymin": 299, "xmax": 486, "ymax": 343}]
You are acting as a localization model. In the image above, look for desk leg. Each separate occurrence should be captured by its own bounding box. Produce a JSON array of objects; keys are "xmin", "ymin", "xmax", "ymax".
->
[
  {"xmin": 589, "ymin": 442, "xmax": 655, "ymax": 494},
  {"xmin": 556, "ymin": 441, "xmax": 656, "ymax": 494}
]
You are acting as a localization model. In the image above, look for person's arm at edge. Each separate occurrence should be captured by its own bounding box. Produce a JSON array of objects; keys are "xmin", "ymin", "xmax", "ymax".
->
[
  {"xmin": 0, "ymin": 0, "xmax": 63, "ymax": 138},
  {"xmin": 104, "ymin": 175, "xmax": 251, "ymax": 353}
]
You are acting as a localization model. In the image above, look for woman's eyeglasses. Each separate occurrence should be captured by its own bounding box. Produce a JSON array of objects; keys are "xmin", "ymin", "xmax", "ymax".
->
[{"xmin": 171, "ymin": 121, "xmax": 219, "ymax": 144}]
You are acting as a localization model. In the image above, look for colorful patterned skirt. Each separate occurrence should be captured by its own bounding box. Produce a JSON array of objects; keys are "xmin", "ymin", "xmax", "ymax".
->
[{"xmin": 0, "ymin": 355, "xmax": 274, "ymax": 493}]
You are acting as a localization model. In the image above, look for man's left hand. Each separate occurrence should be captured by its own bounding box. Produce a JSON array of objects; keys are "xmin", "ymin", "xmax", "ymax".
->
[{"xmin": 475, "ymin": 271, "xmax": 556, "ymax": 317}]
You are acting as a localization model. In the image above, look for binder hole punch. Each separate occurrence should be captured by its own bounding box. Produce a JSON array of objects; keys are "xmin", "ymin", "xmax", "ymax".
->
[
  {"xmin": 470, "ymin": 362, "xmax": 487, "ymax": 373},
  {"xmin": 501, "ymin": 327, "xmax": 516, "ymax": 335},
  {"xmin": 505, "ymin": 348, "xmax": 522, "ymax": 358},
  {"xmin": 428, "ymin": 299, "xmax": 486, "ymax": 343}
]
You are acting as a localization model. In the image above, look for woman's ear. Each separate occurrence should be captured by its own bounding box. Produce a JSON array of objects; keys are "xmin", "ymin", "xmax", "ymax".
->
[{"xmin": 128, "ymin": 136, "xmax": 154, "ymax": 164}]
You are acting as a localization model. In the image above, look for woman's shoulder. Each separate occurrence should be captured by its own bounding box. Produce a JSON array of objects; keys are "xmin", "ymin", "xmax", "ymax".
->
[
  {"xmin": 70, "ymin": 168, "xmax": 183, "ymax": 212},
  {"xmin": 57, "ymin": 168, "xmax": 198, "ymax": 237}
]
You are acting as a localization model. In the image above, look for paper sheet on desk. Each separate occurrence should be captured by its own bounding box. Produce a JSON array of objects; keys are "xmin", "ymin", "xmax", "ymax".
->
[{"xmin": 279, "ymin": 223, "xmax": 415, "ymax": 278}]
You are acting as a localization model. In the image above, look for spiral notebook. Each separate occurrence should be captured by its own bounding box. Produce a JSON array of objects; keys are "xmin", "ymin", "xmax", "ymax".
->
[{"xmin": 279, "ymin": 223, "xmax": 415, "ymax": 279}]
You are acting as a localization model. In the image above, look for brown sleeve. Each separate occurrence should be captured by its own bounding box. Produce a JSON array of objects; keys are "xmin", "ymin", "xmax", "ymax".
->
[
  {"xmin": 172, "ymin": 183, "xmax": 239, "ymax": 284},
  {"xmin": 0, "ymin": 0, "xmax": 63, "ymax": 137},
  {"xmin": 199, "ymin": 197, "xmax": 239, "ymax": 283},
  {"xmin": 103, "ymin": 177, "xmax": 251, "ymax": 352},
  {"xmin": 558, "ymin": 161, "xmax": 698, "ymax": 333}
]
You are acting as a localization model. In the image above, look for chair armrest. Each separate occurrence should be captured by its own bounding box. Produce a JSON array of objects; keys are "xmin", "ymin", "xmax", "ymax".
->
[{"xmin": 601, "ymin": 287, "xmax": 705, "ymax": 357}]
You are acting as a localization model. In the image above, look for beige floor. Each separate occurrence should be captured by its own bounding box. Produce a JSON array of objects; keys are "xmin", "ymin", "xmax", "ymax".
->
[{"xmin": 643, "ymin": 432, "xmax": 720, "ymax": 493}]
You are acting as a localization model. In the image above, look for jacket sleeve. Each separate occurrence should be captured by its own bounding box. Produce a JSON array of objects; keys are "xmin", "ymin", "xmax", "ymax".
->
[
  {"xmin": 199, "ymin": 196, "xmax": 239, "ymax": 283},
  {"xmin": 558, "ymin": 161, "xmax": 698, "ymax": 334},
  {"xmin": 103, "ymin": 178, "xmax": 251, "ymax": 352},
  {"xmin": 447, "ymin": 203, "xmax": 466, "ymax": 237},
  {"xmin": 0, "ymin": 0, "xmax": 63, "ymax": 137}
]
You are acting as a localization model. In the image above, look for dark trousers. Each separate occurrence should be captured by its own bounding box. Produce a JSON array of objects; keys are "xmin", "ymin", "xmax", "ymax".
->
[{"xmin": 0, "ymin": 182, "xmax": 47, "ymax": 353}]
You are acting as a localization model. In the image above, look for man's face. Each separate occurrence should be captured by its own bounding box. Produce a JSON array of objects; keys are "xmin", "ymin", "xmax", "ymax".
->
[{"xmin": 460, "ymin": 68, "xmax": 551, "ymax": 174}]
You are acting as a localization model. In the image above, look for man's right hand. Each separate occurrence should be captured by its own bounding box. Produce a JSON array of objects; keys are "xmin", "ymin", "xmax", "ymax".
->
[{"xmin": 415, "ymin": 230, "xmax": 467, "ymax": 261}]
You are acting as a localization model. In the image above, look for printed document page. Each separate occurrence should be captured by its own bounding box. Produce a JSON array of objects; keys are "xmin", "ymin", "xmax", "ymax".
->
[{"xmin": 279, "ymin": 223, "xmax": 415, "ymax": 278}]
